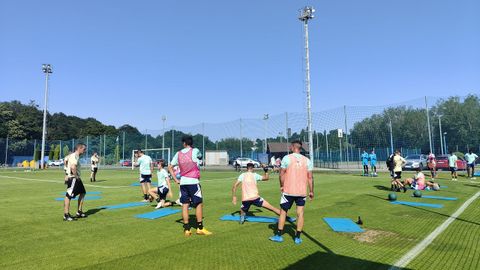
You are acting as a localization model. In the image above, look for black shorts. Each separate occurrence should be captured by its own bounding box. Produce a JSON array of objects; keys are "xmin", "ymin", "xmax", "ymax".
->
[
  {"xmin": 450, "ymin": 167, "xmax": 457, "ymax": 172},
  {"xmin": 180, "ymin": 184, "xmax": 203, "ymax": 206},
  {"xmin": 91, "ymin": 167, "xmax": 98, "ymax": 173},
  {"xmin": 394, "ymin": 171, "xmax": 402, "ymax": 179},
  {"xmin": 65, "ymin": 177, "xmax": 86, "ymax": 199},
  {"xmin": 140, "ymin": 174, "xmax": 152, "ymax": 183},
  {"xmin": 157, "ymin": 186, "xmax": 170, "ymax": 200},
  {"xmin": 241, "ymin": 197, "xmax": 264, "ymax": 212},
  {"xmin": 280, "ymin": 193, "xmax": 306, "ymax": 211}
]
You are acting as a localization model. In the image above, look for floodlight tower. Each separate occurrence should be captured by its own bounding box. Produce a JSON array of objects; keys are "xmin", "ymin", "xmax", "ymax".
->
[
  {"xmin": 162, "ymin": 115, "xmax": 166, "ymax": 159},
  {"xmin": 299, "ymin": 6, "xmax": 315, "ymax": 160},
  {"xmin": 40, "ymin": 64, "xmax": 52, "ymax": 169}
]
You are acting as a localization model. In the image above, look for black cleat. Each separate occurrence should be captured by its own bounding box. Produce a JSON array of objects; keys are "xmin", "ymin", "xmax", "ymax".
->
[
  {"xmin": 63, "ymin": 213, "xmax": 74, "ymax": 221},
  {"xmin": 76, "ymin": 211, "xmax": 87, "ymax": 218}
]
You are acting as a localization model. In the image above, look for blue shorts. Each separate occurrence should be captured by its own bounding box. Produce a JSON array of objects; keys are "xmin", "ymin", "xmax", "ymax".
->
[
  {"xmin": 157, "ymin": 186, "xmax": 169, "ymax": 200},
  {"xmin": 280, "ymin": 193, "xmax": 306, "ymax": 211},
  {"xmin": 467, "ymin": 163, "xmax": 475, "ymax": 169},
  {"xmin": 241, "ymin": 197, "xmax": 264, "ymax": 212},
  {"xmin": 371, "ymin": 162, "xmax": 377, "ymax": 167},
  {"xmin": 450, "ymin": 167, "xmax": 457, "ymax": 172},
  {"xmin": 140, "ymin": 174, "xmax": 152, "ymax": 183},
  {"xmin": 362, "ymin": 162, "xmax": 368, "ymax": 166},
  {"xmin": 180, "ymin": 184, "xmax": 203, "ymax": 207}
]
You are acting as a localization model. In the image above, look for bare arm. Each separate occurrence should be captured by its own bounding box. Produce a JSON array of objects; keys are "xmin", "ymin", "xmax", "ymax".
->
[
  {"xmin": 166, "ymin": 175, "xmax": 173, "ymax": 197},
  {"xmin": 307, "ymin": 171, "xmax": 314, "ymax": 200},
  {"xmin": 232, "ymin": 181, "xmax": 241, "ymax": 204},
  {"xmin": 261, "ymin": 172, "xmax": 269, "ymax": 181},
  {"xmin": 168, "ymin": 165, "xmax": 180, "ymax": 184},
  {"xmin": 70, "ymin": 164, "xmax": 78, "ymax": 178},
  {"xmin": 279, "ymin": 168, "xmax": 286, "ymax": 192}
]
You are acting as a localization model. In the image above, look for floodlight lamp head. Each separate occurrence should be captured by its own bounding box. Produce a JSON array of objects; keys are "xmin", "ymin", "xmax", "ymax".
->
[{"xmin": 299, "ymin": 6, "xmax": 315, "ymax": 21}]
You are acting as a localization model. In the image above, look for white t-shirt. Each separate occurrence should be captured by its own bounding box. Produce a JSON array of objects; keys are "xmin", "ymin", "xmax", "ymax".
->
[
  {"xmin": 157, "ymin": 168, "xmax": 169, "ymax": 187},
  {"xmin": 137, "ymin": 155, "xmax": 153, "ymax": 175}
]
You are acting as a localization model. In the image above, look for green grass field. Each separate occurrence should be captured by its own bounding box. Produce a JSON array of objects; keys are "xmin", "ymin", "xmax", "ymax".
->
[{"xmin": 1, "ymin": 168, "xmax": 479, "ymax": 270}]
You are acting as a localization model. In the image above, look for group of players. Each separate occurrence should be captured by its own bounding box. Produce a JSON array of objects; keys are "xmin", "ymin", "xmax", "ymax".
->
[
  {"xmin": 61, "ymin": 136, "xmax": 315, "ymax": 244},
  {"xmin": 361, "ymin": 150, "xmax": 378, "ymax": 176}
]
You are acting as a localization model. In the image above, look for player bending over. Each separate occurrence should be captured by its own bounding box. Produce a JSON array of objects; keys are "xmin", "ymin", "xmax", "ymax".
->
[
  {"xmin": 392, "ymin": 150, "xmax": 407, "ymax": 192},
  {"xmin": 134, "ymin": 150, "xmax": 154, "ymax": 202},
  {"xmin": 148, "ymin": 159, "xmax": 174, "ymax": 209},
  {"xmin": 269, "ymin": 140, "xmax": 314, "ymax": 245},
  {"xmin": 232, "ymin": 163, "xmax": 280, "ymax": 224},
  {"xmin": 403, "ymin": 167, "xmax": 440, "ymax": 191},
  {"xmin": 168, "ymin": 135, "xmax": 212, "ymax": 236}
]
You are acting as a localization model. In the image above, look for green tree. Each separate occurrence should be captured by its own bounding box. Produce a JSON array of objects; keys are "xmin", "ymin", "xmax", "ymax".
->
[
  {"xmin": 48, "ymin": 144, "xmax": 55, "ymax": 160},
  {"xmin": 53, "ymin": 144, "xmax": 61, "ymax": 160},
  {"xmin": 62, "ymin": 145, "xmax": 70, "ymax": 158}
]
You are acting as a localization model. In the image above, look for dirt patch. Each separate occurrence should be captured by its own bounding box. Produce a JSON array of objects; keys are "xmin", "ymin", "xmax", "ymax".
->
[{"xmin": 354, "ymin": 229, "xmax": 397, "ymax": 243}]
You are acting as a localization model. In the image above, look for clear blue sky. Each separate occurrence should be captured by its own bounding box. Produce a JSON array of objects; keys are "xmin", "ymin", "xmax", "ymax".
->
[{"xmin": 1, "ymin": 0, "xmax": 479, "ymax": 131}]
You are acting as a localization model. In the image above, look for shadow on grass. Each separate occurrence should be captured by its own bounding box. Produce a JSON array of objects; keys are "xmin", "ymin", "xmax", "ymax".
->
[
  {"xmin": 464, "ymin": 184, "xmax": 480, "ymax": 188},
  {"xmin": 374, "ymin": 185, "xmax": 391, "ymax": 191},
  {"xmin": 84, "ymin": 208, "xmax": 104, "ymax": 216},
  {"xmin": 91, "ymin": 180, "xmax": 107, "ymax": 183},
  {"xmin": 366, "ymin": 194, "xmax": 480, "ymax": 226},
  {"xmin": 283, "ymin": 251, "xmax": 409, "ymax": 270}
]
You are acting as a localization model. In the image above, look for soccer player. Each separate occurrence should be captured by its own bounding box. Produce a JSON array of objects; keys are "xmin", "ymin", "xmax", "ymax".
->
[
  {"xmin": 465, "ymin": 149, "xmax": 479, "ymax": 179},
  {"xmin": 232, "ymin": 163, "xmax": 280, "ymax": 224},
  {"xmin": 134, "ymin": 150, "xmax": 154, "ymax": 202},
  {"xmin": 404, "ymin": 167, "xmax": 440, "ymax": 191},
  {"xmin": 148, "ymin": 159, "xmax": 173, "ymax": 209},
  {"xmin": 63, "ymin": 144, "xmax": 87, "ymax": 221},
  {"xmin": 361, "ymin": 150, "xmax": 369, "ymax": 176},
  {"xmin": 168, "ymin": 135, "xmax": 212, "ymax": 236},
  {"xmin": 63, "ymin": 151, "xmax": 71, "ymax": 182},
  {"xmin": 369, "ymin": 150, "xmax": 377, "ymax": 176},
  {"xmin": 269, "ymin": 140, "xmax": 314, "ymax": 245},
  {"xmin": 392, "ymin": 150, "xmax": 407, "ymax": 192},
  {"xmin": 90, "ymin": 152, "xmax": 99, "ymax": 182},
  {"xmin": 448, "ymin": 151, "xmax": 458, "ymax": 181},
  {"xmin": 427, "ymin": 152, "xmax": 437, "ymax": 180}
]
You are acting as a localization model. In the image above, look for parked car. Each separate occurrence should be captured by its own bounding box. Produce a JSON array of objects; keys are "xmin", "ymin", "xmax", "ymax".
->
[
  {"xmin": 122, "ymin": 160, "xmax": 132, "ymax": 167},
  {"xmin": 436, "ymin": 155, "xmax": 467, "ymax": 171},
  {"xmin": 47, "ymin": 160, "xmax": 64, "ymax": 167},
  {"xmin": 404, "ymin": 154, "xmax": 427, "ymax": 170},
  {"xmin": 233, "ymin": 157, "xmax": 260, "ymax": 168}
]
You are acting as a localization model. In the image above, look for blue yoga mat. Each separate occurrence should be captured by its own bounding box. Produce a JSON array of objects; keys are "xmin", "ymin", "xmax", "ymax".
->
[
  {"xmin": 474, "ymin": 172, "xmax": 480, "ymax": 177},
  {"xmin": 219, "ymin": 215, "xmax": 296, "ymax": 223},
  {"xmin": 131, "ymin": 183, "xmax": 157, "ymax": 187},
  {"xmin": 391, "ymin": 201, "xmax": 443, "ymax": 208},
  {"xmin": 55, "ymin": 196, "xmax": 102, "ymax": 201},
  {"xmin": 59, "ymin": 191, "xmax": 102, "ymax": 195},
  {"xmin": 419, "ymin": 195, "xmax": 457, "ymax": 201},
  {"xmin": 101, "ymin": 202, "xmax": 148, "ymax": 210},
  {"xmin": 135, "ymin": 208, "xmax": 181, "ymax": 220},
  {"xmin": 323, "ymin": 218, "xmax": 364, "ymax": 233}
]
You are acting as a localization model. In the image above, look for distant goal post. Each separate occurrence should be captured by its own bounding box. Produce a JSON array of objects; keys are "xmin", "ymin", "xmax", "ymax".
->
[{"xmin": 131, "ymin": 148, "xmax": 171, "ymax": 170}]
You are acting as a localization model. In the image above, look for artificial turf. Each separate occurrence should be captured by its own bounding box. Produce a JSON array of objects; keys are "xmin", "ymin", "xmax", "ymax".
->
[{"xmin": 0, "ymin": 168, "xmax": 478, "ymax": 270}]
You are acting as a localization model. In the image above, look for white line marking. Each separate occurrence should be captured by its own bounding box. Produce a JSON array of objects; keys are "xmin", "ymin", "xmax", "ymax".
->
[
  {"xmin": 0, "ymin": 175, "xmax": 130, "ymax": 189},
  {"xmin": 389, "ymin": 190, "xmax": 480, "ymax": 270}
]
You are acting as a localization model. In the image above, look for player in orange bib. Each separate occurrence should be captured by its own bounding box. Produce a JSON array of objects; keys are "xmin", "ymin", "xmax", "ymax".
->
[
  {"xmin": 269, "ymin": 140, "xmax": 314, "ymax": 245},
  {"xmin": 231, "ymin": 163, "xmax": 280, "ymax": 224}
]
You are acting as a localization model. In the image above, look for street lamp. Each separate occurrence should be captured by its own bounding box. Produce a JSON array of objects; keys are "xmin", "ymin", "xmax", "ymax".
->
[
  {"xmin": 299, "ymin": 6, "xmax": 315, "ymax": 160},
  {"xmin": 40, "ymin": 64, "xmax": 52, "ymax": 169},
  {"xmin": 443, "ymin": 132, "xmax": 448, "ymax": 154},
  {"xmin": 263, "ymin": 114, "xmax": 269, "ymax": 153}
]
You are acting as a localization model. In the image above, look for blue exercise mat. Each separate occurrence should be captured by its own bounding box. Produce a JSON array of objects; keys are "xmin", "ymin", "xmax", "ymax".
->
[
  {"xmin": 101, "ymin": 202, "xmax": 148, "ymax": 210},
  {"xmin": 391, "ymin": 201, "xmax": 443, "ymax": 208},
  {"xmin": 59, "ymin": 191, "xmax": 102, "ymax": 195},
  {"xmin": 474, "ymin": 172, "xmax": 480, "ymax": 177},
  {"xmin": 419, "ymin": 195, "xmax": 457, "ymax": 201},
  {"xmin": 135, "ymin": 208, "xmax": 181, "ymax": 220},
  {"xmin": 131, "ymin": 182, "xmax": 157, "ymax": 187},
  {"xmin": 219, "ymin": 215, "xmax": 296, "ymax": 223},
  {"xmin": 323, "ymin": 218, "xmax": 364, "ymax": 233},
  {"xmin": 55, "ymin": 196, "xmax": 102, "ymax": 201}
]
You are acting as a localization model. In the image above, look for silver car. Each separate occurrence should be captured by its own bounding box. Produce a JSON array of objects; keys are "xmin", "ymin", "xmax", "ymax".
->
[
  {"xmin": 233, "ymin": 158, "xmax": 260, "ymax": 168},
  {"xmin": 404, "ymin": 154, "xmax": 427, "ymax": 170}
]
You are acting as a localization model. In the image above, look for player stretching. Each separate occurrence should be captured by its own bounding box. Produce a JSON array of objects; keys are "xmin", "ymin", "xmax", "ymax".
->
[
  {"xmin": 90, "ymin": 152, "xmax": 99, "ymax": 182},
  {"xmin": 134, "ymin": 150, "xmax": 153, "ymax": 202},
  {"xmin": 361, "ymin": 150, "xmax": 369, "ymax": 176},
  {"xmin": 63, "ymin": 144, "xmax": 87, "ymax": 221},
  {"xmin": 232, "ymin": 163, "xmax": 280, "ymax": 224},
  {"xmin": 168, "ymin": 135, "xmax": 212, "ymax": 236},
  {"xmin": 269, "ymin": 140, "xmax": 314, "ymax": 245},
  {"xmin": 148, "ymin": 160, "xmax": 173, "ymax": 209},
  {"xmin": 369, "ymin": 150, "xmax": 377, "ymax": 177}
]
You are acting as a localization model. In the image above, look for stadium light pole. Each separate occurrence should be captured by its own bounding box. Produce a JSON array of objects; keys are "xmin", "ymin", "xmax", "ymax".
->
[
  {"xmin": 389, "ymin": 118, "xmax": 394, "ymax": 154},
  {"xmin": 438, "ymin": 115, "xmax": 444, "ymax": 155},
  {"xmin": 425, "ymin": 96, "xmax": 433, "ymax": 154},
  {"xmin": 40, "ymin": 64, "xmax": 52, "ymax": 169},
  {"xmin": 162, "ymin": 116, "xmax": 166, "ymax": 159},
  {"xmin": 122, "ymin": 131, "xmax": 125, "ymax": 163},
  {"xmin": 263, "ymin": 114, "xmax": 269, "ymax": 153},
  {"xmin": 443, "ymin": 132, "xmax": 448, "ymax": 154},
  {"xmin": 299, "ymin": 6, "xmax": 315, "ymax": 161},
  {"xmin": 239, "ymin": 118, "xmax": 243, "ymax": 157}
]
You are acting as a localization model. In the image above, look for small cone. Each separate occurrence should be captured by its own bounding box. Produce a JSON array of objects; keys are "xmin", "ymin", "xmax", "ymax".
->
[{"xmin": 356, "ymin": 216, "xmax": 363, "ymax": 225}]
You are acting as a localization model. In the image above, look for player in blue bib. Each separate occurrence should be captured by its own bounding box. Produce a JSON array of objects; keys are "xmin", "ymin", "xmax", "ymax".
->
[
  {"xmin": 361, "ymin": 150, "xmax": 369, "ymax": 176},
  {"xmin": 369, "ymin": 150, "xmax": 377, "ymax": 177}
]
